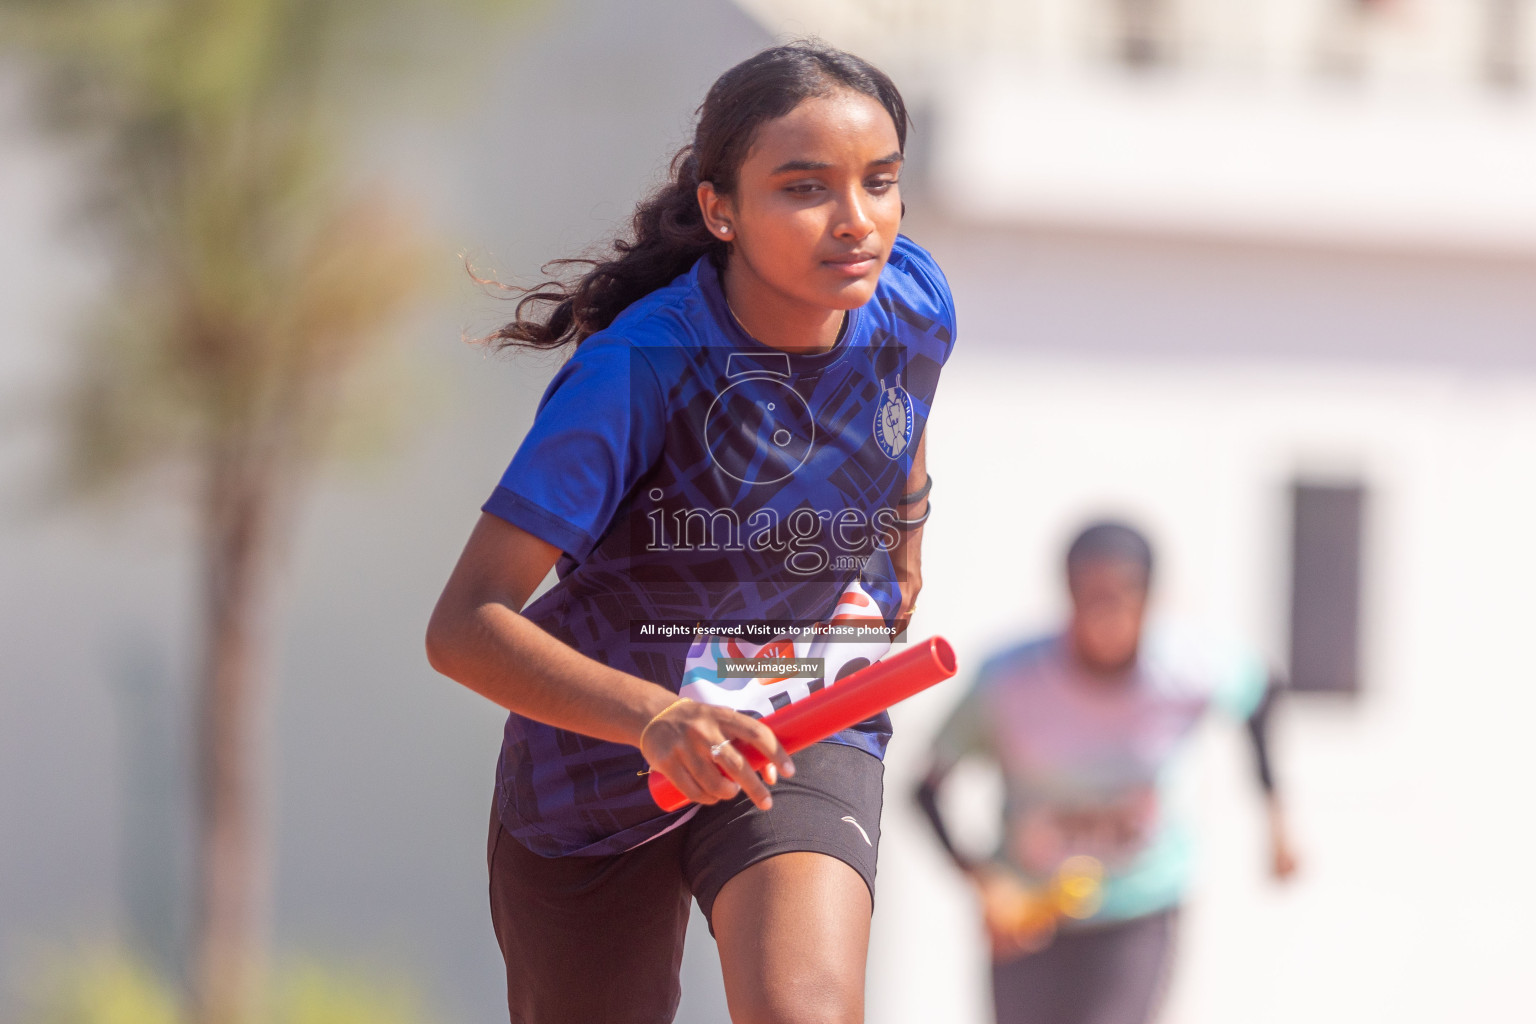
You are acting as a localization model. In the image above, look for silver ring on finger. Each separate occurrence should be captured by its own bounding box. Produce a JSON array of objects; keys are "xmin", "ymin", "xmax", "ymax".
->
[{"xmin": 709, "ymin": 740, "xmax": 730, "ymax": 760}]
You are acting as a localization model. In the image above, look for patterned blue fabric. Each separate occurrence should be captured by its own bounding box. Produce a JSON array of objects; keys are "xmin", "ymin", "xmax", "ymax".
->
[{"xmin": 484, "ymin": 235, "xmax": 957, "ymax": 856}]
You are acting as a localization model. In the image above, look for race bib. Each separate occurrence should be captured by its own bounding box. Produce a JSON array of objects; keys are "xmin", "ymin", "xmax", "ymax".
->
[{"xmin": 678, "ymin": 581, "xmax": 893, "ymax": 718}]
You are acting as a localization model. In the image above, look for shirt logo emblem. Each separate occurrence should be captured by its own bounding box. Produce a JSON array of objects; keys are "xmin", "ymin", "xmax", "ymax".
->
[{"xmin": 873, "ymin": 380, "xmax": 913, "ymax": 459}]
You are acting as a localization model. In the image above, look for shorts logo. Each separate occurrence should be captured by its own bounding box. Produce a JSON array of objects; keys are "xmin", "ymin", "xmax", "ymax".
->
[
  {"xmin": 841, "ymin": 815, "xmax": 873, "ymax": 847},
  {"xmin": 873, "ymin": 379, "xmax": 913, "ymax": 459}
]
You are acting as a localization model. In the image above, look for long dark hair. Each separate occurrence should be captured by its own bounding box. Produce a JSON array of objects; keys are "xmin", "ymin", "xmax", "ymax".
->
[{"xmin": 484, "ymin": 41, "xmax": 910, "ymax": 351}]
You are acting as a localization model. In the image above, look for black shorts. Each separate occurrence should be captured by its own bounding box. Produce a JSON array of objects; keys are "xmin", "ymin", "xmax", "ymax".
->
[{"xmin": 487, "ymin": 741, "xmax": 884, "ymax": 1024}]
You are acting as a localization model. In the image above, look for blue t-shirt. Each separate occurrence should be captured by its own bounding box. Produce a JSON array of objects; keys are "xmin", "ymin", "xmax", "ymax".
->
[{"xmin": 483, "ymin": 235, "xmax": 957, "ymax": 856}]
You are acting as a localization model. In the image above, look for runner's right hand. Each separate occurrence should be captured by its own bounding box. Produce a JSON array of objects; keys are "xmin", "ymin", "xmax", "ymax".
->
[
  {"xmin": 638, "ymin": 699, "xmax": 795, "ymax": 811},
  {"xmin": 971, "ymin": 864, "xmax": 1058, "ymax": 960}
]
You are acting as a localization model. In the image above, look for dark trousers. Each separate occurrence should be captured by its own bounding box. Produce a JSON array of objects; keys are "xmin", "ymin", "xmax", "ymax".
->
[{"xmin": 991, "ymin": 908, "xmax": 1179, "ymax": 1024}]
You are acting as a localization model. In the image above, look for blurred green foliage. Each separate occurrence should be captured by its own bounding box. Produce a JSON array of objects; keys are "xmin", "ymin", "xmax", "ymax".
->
[
  {"xmin": 23, "ymin": 950, "xmax": 181, "ymax": 1024},
  {"xmin": 0, "ymin": 0, "xmax": 432, "ymax": 497},
  {"xmin": 267, "ymin": 964, "xmax": 424, "ymax": 1024},
  {"xmin": 22, "ymin": 948, "xmax": 431, "ymax": 1024},
  {"xmin": 0, "ymin": 0, "xmax": 533, "ymax": 496}
]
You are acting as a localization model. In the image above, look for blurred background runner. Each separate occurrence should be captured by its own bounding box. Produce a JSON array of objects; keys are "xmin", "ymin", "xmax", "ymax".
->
[{"xmin": 914, "ymin": 521, "xmax": 1300, "ymax": 1024}]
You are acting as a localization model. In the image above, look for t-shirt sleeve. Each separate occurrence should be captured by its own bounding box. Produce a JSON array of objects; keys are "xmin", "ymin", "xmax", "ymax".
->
[
  {"xmin": 1211, "ymin": 643, "xmax": 1270, "ymax": 722},
  {"xmin": 890, "ymin": 234, "xmax": 958, "ymax": 365},
  {"xmin": 482, "ymin": 336, "xmax": 666, "ymax": 562}
]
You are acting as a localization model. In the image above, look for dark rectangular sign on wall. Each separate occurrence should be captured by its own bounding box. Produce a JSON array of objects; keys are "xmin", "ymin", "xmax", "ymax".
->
[{"xmin": 1289, "ymin": 481, "xmax": 1365, "ymax": 694}]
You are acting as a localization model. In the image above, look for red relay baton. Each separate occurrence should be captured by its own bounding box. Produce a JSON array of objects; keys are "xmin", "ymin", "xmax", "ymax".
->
[{"xmin": 647, "ymin": 635, "xmax": 957, "ymax": 812}]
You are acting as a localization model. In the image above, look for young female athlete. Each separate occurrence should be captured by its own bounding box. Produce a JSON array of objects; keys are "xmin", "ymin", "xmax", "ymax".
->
[
  {"xmin": 426, "ymin": 43, "xmax": 956, "ymax": 1024},
  {"xmin": 914, "ymin": 521, "xmax": 1299, "ymax": 1024}
]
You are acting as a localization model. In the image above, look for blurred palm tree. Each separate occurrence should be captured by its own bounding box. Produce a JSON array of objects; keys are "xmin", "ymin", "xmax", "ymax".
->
[{"xmin": 0, "ymin": 2, "xmax": 521, "ymax": 1022}]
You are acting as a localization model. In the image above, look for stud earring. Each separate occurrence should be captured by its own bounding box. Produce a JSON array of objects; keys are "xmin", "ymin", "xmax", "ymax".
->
[{"xmin": 719, "ymin": 225, "xmax": 730, "ymax": 234}]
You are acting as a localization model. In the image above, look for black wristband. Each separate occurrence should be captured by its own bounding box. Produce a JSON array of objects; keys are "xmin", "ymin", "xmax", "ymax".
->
[
  {"xmin": 901, "ymin": 473, "xmax": 932, "ymax": 505},
  {"xmin": 892, "ymin": 497, "xmax": 931, "ymax": 529}
]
